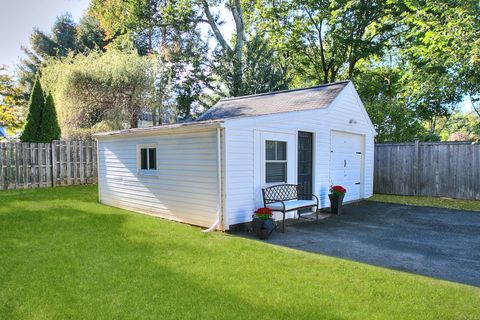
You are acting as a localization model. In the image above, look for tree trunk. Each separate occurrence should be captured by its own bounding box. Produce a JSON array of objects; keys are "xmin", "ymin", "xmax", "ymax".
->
[
  {"xmin": 130, "ymin": 112, "xmax": 138, "ymax": 129},
  {"xmin": 231, "ymin": 0, "xmax": 244, "ymax": 96}
]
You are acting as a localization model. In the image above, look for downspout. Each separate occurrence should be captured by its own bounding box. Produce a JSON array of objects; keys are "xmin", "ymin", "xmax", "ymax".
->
[{"xmin": 203, "ymin": 127, "xmax": 223, "ymax": 232}]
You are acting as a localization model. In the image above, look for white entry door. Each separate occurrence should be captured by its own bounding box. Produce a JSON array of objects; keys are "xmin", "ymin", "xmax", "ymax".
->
[{"xmin": 330, "ymin": 131, "xmax": 363, "ymax": 202}]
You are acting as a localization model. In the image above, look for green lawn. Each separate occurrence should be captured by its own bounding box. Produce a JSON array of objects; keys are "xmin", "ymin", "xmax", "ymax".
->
[
  {"xmin": 369, "ymin": 194, "xmax": 480, "ymax": 212},
  {"xmin": 0, "ymin": 186, "xmax": 479, "ymax": 319}
]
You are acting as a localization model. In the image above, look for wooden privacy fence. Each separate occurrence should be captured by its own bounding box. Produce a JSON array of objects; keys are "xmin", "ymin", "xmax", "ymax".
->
[
  {"xmin": 0, "ymin": 140, "xmax": 97, "ymax": 190},
  {"xmin": 374, "ymin": 141, "xmax": 480, "ymax": 200}
]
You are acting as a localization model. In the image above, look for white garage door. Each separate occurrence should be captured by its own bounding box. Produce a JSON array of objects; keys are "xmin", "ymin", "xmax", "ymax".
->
[{"xmin": 330, "ymin": 131, "xmax": 363, "ymax": 202}]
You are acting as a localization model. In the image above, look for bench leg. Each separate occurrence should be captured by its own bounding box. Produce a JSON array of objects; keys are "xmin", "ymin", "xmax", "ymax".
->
[
  {"xmin": 316, "ymin": 206, "xmax": 319, "ymax": 224},
  {"xmin": 282, "ymin": 211, "xmax": 286, "ymax": 233}
]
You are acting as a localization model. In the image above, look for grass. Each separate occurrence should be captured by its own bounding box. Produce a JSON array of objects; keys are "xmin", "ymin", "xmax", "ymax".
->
[
  {"xmin": 369, "ymin": 194, "xmax": 480, "ymax": 212},
  {"xmin": 0, "ymin": 186, "xmax": 479, "ymax": 319}
]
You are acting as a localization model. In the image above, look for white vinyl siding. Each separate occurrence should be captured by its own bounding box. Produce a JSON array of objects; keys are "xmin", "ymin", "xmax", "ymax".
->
[
  {"xmin": 97, "ymin": 129, "xmax": 220, "ymax": 228},
  {"xmin": 223, "ymin": 82, "xmax": 375, "ymax": 226}
]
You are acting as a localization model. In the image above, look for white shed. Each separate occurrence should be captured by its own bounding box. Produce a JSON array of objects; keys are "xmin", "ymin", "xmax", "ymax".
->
[{"xmin": 94, "ymin": 81, "xmax": 375, "ymax": 231}]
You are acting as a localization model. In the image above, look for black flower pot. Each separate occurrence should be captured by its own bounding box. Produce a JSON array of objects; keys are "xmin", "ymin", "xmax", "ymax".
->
[
  {"xmin": 252, "ymin": 218, "xmax": 276, "ymax": 240},
  {"xmin": 329, "ymin": 193, "xmax": 345, "ymax": 214}
]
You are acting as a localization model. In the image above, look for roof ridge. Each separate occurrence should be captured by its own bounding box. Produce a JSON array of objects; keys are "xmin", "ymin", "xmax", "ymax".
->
[{"xmin": 219, "ymin": 80, "xmax": 350, "ymax": 102}]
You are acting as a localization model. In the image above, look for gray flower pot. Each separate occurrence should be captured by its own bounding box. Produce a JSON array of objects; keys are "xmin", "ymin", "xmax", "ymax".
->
[
  {"xmin": 252, "ymin": 218, "xmax": 276, "ymax": 240},
  {"xmin": 329, "ymin": 193, "xmax": 345, "ymax": 214}
]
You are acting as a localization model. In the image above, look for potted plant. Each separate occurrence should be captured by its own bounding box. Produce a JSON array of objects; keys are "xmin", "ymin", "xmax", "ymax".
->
[
  {"xmin": 251, "ymin": 208, "xmax": 276, "ymax": 240},
  {"xmin": 329, "ymin": 185, "xmax": 347, "ymax": 214}
]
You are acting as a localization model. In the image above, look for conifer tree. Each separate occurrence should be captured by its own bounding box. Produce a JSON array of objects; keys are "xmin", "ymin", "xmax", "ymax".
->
[
  {"xmin": 39, "ymin": 92, "xmax": 61, "ymax": 142},
  {"xmin": 21, "ymin": 77, "xmax": 44, "ymax": 142}
]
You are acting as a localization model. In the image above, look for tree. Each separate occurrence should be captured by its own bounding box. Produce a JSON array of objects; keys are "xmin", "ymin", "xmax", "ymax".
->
[
  {"xmin": 20, "ymin": 77, "xmax": 45, "ymax": 142},
  {"xmin": 253, "ymin": 0, "xmax": 401, "ymax": 86},
  {"xmin": 212, "ymin": 34, "xmax": 288, "ymax": 96},
  {"xmin": 0, "ymin": 66, "xmax": 22, "ymax": 112},
  {"xmin": 76, "ymin": 16, "xmax": 107, "ymax": 52},
  {"xmin": 354, "ymin": 62, "xmax": 426, "ymax": 142},
  {"xmin": 51, "ymin": 13, "xmax": 78, "ymax": 56},
  {"xmin": 41, "ymin": 50, "xmax": 171, "ymax": 139},
  {"xmin": 0, "ymin": 66, "xmax": 24, "ymax": 137},
  {"xmin": 201, "ymin": 0, "xmax": 245, "ymax": 96},
  {"xmin": 17, "ymin": 13, "xmax": 107, "ymax": 97},
  {"xmin": 89, "ymin": 0, "xmax": 214, "ymax": 118},
  {"xmin": 38, "ymin": 92, "xmax": 61, "ymax": 142}
]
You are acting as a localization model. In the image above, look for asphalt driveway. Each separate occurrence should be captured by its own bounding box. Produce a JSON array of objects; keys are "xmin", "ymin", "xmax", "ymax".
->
[{"xmin": 239, "ymin": 201, "xmax": 480, "ymax": 287}]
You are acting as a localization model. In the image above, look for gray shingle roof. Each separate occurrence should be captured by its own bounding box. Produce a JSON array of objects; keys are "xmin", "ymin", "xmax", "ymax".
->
[{"xmin": 197, "ymin": 81, "xmax": 349, "ymax": 121}]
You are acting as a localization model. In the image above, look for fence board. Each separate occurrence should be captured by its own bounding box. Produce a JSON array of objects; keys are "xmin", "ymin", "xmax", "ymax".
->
[
  {"xmin": 0, "ymin": 142, "xmax": 5, "ymax": 188},
  {"xmin": 0, "ymin": 140, "xmax": 97, "ymax": 190},
  {"xmin": 374, "ymin": 141, "xmax": 480, "ymax": 200}
]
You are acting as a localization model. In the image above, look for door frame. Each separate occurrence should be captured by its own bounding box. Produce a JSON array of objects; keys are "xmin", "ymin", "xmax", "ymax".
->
[
  {"xmin": 297, "ymin": 131, "xmax": 315, "ymax": 197},
  {"xmin": 329, "ymin": 129, "xmax": 366, "ymax": 200}
]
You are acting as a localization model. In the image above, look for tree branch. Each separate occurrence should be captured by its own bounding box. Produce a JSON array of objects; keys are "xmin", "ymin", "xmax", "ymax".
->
[{"xmin": 201, "ymin": 0, "xmax": 232, "ymax": 54}]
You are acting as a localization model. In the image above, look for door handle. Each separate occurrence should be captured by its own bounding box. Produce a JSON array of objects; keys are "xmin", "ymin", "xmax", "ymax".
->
[{"xmin": 344, "ymin": 160, "xmax": 346, "ymax": 167}]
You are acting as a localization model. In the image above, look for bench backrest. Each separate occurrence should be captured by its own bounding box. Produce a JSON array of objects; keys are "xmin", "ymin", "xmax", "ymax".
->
[{"xmin": 262, "ymin": 184, "xmax": 300, "ymax": 205}]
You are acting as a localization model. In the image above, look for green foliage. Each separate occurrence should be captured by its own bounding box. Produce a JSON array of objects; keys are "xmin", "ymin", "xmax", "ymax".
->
[
  {"xmin": 89, "ymin": 0, "xmax": 213, "ymax": 118},
  {"xmin": 354, "ymin": 62, "xmax": 425, "ymax": 142},
  {"xmin": 438, "ymin": 111, "xmax": 480, "ymax": 141},
  {"xmin": 0, "ymin": 66, "xmax": 24, "ymax": 136},
  {"xmin": 0, "ymin": 185, "xmax": 479, "ymax": 319},
  {"xmin": 20, "ymin": 77, "xmax": 45, "ymax": 142},
  {"xmin": 76, "ymin": 16, "xmax": 107, "ymax": 52},
  {"xmin": 38, "ymin": 92, "xmax": 61, "ymax": 142},
  {"xmin": 213, "ymin": 34, "xmax": 288, "ymax": 97},
  {"xmin": 369, "ymin": 194, "xmax": 480, "ymax": 212},
  {"xmin": 41, "ymin": 50, "xmax": 169, "ymax": 138},
  {"xmin": 20, "ymin": 77, "xmax": 61, "ymax": 142},
  {"xmin": 51, "ymin": 13, "xmax": 78, "ymax": 56},
  {"xmin": 17, "ymin": 14, "xmax": 107, "ymax": 97}
]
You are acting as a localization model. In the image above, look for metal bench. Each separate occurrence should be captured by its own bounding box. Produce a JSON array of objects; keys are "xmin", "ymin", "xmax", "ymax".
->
[{"xmin": 262, "ymin": 184, "xmax": 319, "ymax": 232}]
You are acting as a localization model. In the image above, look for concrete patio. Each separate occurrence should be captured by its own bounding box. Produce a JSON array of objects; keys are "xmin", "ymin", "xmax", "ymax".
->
[{"xmin": 235, "ymin": 201, "xmax": 480, "ymax": 287}]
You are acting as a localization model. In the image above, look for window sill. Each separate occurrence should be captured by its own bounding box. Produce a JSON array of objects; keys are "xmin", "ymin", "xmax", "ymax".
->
[{"xmin": 137, "ymin": 170, "xmax": 159, "ymax": 178}]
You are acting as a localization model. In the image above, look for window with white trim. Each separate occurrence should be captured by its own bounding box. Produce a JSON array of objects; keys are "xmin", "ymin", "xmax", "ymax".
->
[
  {"xmin": 265, "ymin": 140, "xmax": 287, "ymax": 183},
  {"xmin": 138, "ymin": 144, "xmax": 157, "ymax": 174}
]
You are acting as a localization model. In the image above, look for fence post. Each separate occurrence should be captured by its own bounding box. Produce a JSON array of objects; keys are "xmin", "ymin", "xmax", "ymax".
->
[
  {"xmin": 22, "ymin": 143, "xmax": 28, "ymax": 189},
  {"xmin": 14, "ymin": 142, "xmax": 19, "ymax": 189},
  {"xmin": 66, "ymin": 141, "xmax": 72, "ymax": 185},
  {"xmin": 51, "ymin": 141, "xmax": 56, "ymax": 187},
  {"xmin": 79, "ymin": 141, "xmax": 85, "ymax": 184},
  {"xmin": 413, "ymin": 140, "xmax": 420, "ymax": 195}
]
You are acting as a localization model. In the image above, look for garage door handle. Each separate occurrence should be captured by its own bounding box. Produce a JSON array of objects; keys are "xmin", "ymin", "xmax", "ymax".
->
[
  {"xmin": 344, "ymin": 160, "xmax": 346, "ymax": 167},
  {"xmin": 355, "ymin": 182, "xmax": 361, "ymax": 185}
]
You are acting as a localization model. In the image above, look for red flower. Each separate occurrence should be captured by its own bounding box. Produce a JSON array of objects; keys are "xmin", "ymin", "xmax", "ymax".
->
[
  {"xmin": 253, "ymin": 207, "xmax": 273, "ymax": 220},
  {"xmin": 330, "ymin": 185, "xmax": 346, "ymax": 196}
]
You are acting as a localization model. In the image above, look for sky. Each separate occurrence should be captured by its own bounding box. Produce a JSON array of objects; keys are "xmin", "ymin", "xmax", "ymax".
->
[{"xmin": 0, "ymin": 0, "xmax": 90, "ymax": 72}]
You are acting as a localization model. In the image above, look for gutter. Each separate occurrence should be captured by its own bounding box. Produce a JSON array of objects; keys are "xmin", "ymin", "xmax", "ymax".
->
[
  {"xmin": 203, "ymin": 127, "xmax": 224, "ymax": 232},
  {"xmin": 93, "ymin": 120, "xmax": 224, "ymax": 139}
]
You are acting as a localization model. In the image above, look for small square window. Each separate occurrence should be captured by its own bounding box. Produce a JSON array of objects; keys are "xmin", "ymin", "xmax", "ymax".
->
[{"xmin": 138, "ymin": 145, "xmax": 157, "ymax": 174}]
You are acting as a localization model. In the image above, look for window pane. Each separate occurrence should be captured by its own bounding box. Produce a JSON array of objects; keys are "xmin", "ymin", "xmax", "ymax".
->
[
  {"xmin": 140, "ymin": 148, "xmax": 148, "ymax": 170},
  {"xmin": 266, "ymin": 162, "xmax": 286, "ymax": 183},
  {"xmin": 276, "ymin": 141, "xmax": 287, "ymax": 160},
  {"xmin": 266, "ymin": 140, "xmax": 276, "ymax": 160},
  {"xmin": 149, "ymin": 148, "xmax": 156, "ymax": 169}
]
